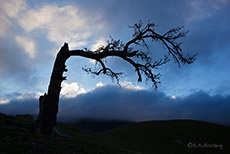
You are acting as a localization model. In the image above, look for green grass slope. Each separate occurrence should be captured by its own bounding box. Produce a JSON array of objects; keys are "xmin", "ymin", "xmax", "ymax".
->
[{"xmin": 0, "ymin": 113, "xmax": 229, "ymax": 154}]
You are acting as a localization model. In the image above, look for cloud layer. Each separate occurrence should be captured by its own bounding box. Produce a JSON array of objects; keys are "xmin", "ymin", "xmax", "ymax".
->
[
  {"xmin": 0, "ymin": 86, "xmax": 229, "ymax": 126},
  {"xmin": 0, "ymin": 0, "xmax": 229, "ymax": 128},
  {"xmin": 0, "ymin": 0, "xmax": 108, "ymax": 99}
]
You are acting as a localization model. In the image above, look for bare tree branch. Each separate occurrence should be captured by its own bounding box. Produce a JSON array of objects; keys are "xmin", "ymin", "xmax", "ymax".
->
[
  {"xmin": 66, "ymin": 21, "xmax": 196, "ymax": 87},
  {"xmin": 36, "ymin": 21, "xmax": 197, "ymax": 135}
]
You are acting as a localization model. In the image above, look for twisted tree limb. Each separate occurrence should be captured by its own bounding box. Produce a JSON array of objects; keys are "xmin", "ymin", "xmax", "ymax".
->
[{"xmin": 36, "ymin": 21, "xmax": 197, "ymax": 135}]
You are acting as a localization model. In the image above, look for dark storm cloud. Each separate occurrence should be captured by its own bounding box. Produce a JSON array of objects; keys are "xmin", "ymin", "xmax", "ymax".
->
[
  {"xmin": 1, "ymin": 0, "xmax": 229, "ymax": 98},
  {"xmin": 58, "ymin": 86, "xmax": 230, "ymax": 125},
  {"xmin": 72, "ymin": 0, "xmax": 190, "ymax": 26},
  {"xmin": 0, "ymin": 0, "xmax": 229, "ymax": 126},
  {"xmin": 1, "ymin": 86, "xmax": 229, "ymax": 125},
  {"xmin": 0, "ymin": 37, "xmax": 36, "ymax": 85},
  {"xmin": 0, "ymin": 98, "xmax": 38, "ymax": 115},
  {"xmin": 184, "ymin": 7, "xmax": 230, "ymax": 65},
  {"xmin": 72, "ymin": 0, "xmax": 230, "ymax": 93}
]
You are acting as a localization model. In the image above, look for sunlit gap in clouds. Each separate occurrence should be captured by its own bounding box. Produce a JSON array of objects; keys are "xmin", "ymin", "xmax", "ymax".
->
[
  {"xmin": 60, "ymin": 81, "xmax": 145, "ymax": 99},
  {"xmin": 171, "ymin": 95, "xmax": 176, "ymax": 99},
  {"xmin": 0, "ymin": 99, "xmax": 10, "ymax": 105}
]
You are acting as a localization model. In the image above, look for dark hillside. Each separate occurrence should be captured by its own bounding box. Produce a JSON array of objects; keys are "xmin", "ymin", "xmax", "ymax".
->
[
  {"xmin": 0, "ymin": 113, "xmax": 137, "ymax": 154},
  {"xmin": 0, "ymin": 113, "xmax": 229, "ymax": 154},
  {"xmin": 72, "ymin": 119, "xmax": 134, "ymax": 132},
  {"xmin": 99, "ymin": 120, "xmax": 230, "ymax": 154}
]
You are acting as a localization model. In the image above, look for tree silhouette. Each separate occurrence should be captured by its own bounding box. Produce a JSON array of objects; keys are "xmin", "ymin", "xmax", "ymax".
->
[{"xmin": 35, "ymin": 21, "xmax": 197, "ymax": 135}]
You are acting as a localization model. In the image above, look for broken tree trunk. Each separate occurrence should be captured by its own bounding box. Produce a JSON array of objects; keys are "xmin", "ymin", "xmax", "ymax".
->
[{"xmin": 36, "ymin": 43, "xmax": 70, "ymax": 134}]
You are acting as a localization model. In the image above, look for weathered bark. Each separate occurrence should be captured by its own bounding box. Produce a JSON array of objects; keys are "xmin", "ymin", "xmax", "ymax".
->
[{"xmin": 36, "ymin": 43, "xmax": 70, "ymax": 134}]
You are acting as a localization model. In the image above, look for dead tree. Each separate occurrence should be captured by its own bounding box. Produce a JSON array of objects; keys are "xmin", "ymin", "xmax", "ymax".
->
[{"xmin": 35, "ymin": 21, "xmax": 197, "ymax": 135}]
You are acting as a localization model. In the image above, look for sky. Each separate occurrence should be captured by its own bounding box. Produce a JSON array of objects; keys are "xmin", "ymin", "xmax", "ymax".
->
[{"xmin": 0, "ymin": 0, "xmax": 230, "ymax": 125}]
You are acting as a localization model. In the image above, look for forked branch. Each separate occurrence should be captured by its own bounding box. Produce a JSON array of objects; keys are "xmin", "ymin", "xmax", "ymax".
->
[{"xmin": 67, "ymin": 21, "xmax": 196, "ymax": 88}]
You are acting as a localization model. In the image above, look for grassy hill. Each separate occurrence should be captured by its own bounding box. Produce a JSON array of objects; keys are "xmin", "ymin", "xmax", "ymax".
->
[
  {"xmin": 72, "ymin": 119, "xmax": 134, "ymax": 132},
  {"xmin": 0, "ymin": 112, "xmax": 229, "ymax": 154}
]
